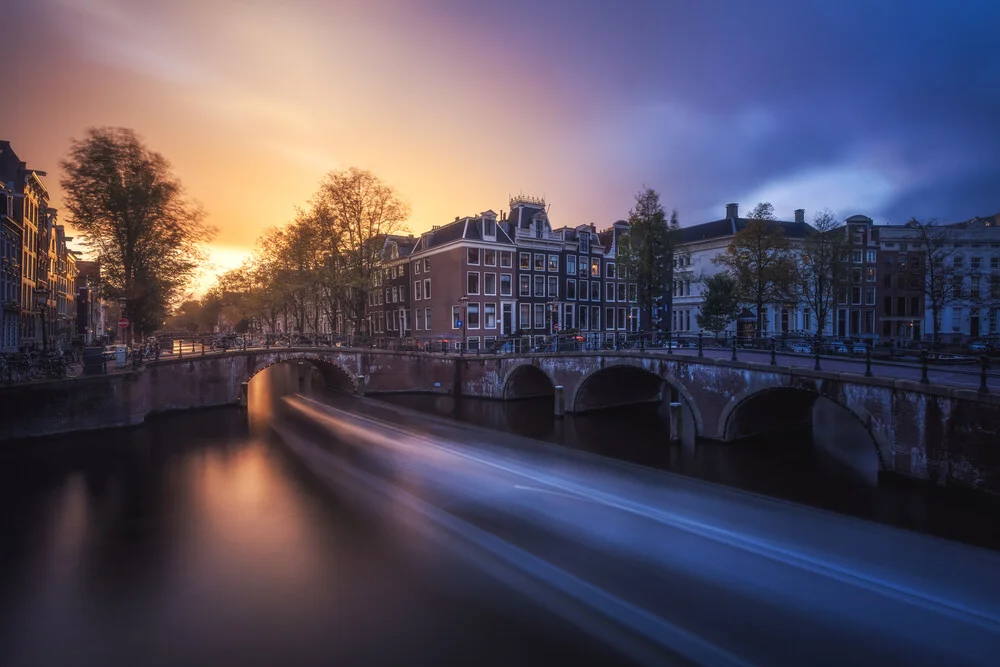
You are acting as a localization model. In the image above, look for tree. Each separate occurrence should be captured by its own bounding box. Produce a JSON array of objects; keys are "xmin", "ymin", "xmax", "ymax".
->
[
  {"xmin": 616, "ymin": 187, "xmax": 682, "ymax": 333},
  {"xmin": 909, "ymin": 219, "xmax": 965, "ymax": 346},
  {"xmin": 715, "ymin": 202, "xmax": 798, "ymax": 336},
  {"xmin": 61, "ymin": 128, "xmax": 214, "ymax": 336},
  {"xmin": 799, "ymin": 209, "xmax": 847, "ymax": 340},
  {"xmin": 697, "ymin": 272, "xmax": 740, "ymax": 336},
  {"xmin": 312, "ymin": 168, "xmax": 409, "ymax": 334}
]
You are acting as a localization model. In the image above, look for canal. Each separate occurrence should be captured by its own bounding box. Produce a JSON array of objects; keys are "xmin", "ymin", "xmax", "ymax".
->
[{"xmin": 1, "ymin": 361, "xmax": 998, "ymax": 666}]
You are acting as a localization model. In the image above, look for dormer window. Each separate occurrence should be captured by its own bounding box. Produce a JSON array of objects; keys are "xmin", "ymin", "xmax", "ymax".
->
[
  {"xmin": 580, "ymin": 233, "xmax": 590, "ymax": 253},
  {"xmin": 484, "ymin": 218, "xmax": 496, "ymax": 239}
]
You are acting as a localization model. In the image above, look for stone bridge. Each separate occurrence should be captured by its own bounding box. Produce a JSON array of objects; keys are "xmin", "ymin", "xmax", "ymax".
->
[{"xmin": 3, "ymin": 347, "xmax": 998, "ymax": 494}]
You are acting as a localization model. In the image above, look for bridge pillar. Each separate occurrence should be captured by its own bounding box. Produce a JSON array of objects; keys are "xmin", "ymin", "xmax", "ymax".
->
[
  {"xmin": 239, "ymin": 381, "xmax": 248, "ymax": 407},
  {"xmin": 356, "ymin": 374, "xmax": 366, "ymax": 396},
  {"xmin": 554, "ymin": 385, "xmax": 565, "ymax": 417},
  {"xmin": 669, "ymin": 402, "xmax": 682, "ymax": 444}
]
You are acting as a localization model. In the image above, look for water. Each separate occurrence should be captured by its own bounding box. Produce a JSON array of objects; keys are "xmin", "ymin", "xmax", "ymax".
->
[
  {"xmin": 0, "ymin": 404, "xmax": 622, "ymax": 666},
  {"xmin": 373, "ymin": 393, "xmax": 1000, "ymax": 551}
]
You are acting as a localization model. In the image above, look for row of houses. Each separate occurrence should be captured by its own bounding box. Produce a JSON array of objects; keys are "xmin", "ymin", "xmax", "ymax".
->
[
  {"xmin": 0, "ymin": 141, "xmax": 109, "ymax": 353},
  {"xmin": 349, "ymin": 198, "xmax": 1000, "ymax": 347},
  {"xmin": 356, "ymin": 196, "xmax": 640, "ymax": 350}
]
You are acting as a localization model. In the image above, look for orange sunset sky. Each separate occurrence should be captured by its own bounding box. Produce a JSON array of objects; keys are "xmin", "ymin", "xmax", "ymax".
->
[{"xmin": 4, "ymin": 0, "xmax": 639, "ymax": 295}]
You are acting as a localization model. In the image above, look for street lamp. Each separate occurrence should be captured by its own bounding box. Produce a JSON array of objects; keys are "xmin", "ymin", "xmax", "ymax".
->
[
  {"xmin": 34, "ymin": 287, "xmax": 49, "ymax": 351},
  {"xmin": 547, "ymin": 300, "xmax": 559, "ymax": 352},
  {"xmin": 118, "ymin": 297, "xmax": 128, "ymax": 345},
  {"xmin": 458, "ymin": 296, "xmax": 469, "ymax": 356}
]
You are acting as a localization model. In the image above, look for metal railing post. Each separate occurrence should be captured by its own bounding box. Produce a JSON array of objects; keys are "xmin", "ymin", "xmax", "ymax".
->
[
  {"xmin": 770, "ymin": 338, "xmax": 776, "ymax": 365},
  {"xmin": 814, "ymin": 346, "xmax": 820, "ymax": 371},
  {"xmin": 731, "ymin": 336, "xmax": 737, "ymax": 361},
  {"xmin": 698, "ymin": 331, "xmax": 704, "ymax": 358},
  {"xmin": 920, "ymin": 349, "xmax": 929, "ymax": 384},
  {"xmin": 667, "ymin": 329, "xmax": 673, "ymax": 355},
  {"xmin": 865, "ymin": 345, "xmax": 873, "ymax": 377},
  {"xmin": 640, "ymin": 331, "xmax": 645, "ymax": 352}
]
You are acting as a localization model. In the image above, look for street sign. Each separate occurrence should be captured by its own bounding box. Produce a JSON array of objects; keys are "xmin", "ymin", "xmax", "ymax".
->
[
  {"xmin": 118, "ymin": 318, "xmax": 129, "ymax": 328},
  {"xmin": 456, "ymin": 320, "xmax": 463, "ymax": 328},
  {"xmin": 553, "ymin": 324, "xmax": 559, "ymax": 332}
]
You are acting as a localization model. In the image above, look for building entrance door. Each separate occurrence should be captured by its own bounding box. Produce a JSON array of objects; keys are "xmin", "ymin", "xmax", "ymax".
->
[{"xmin": 501, "ymin": 303, "xmax": 513, "ymax": 336}]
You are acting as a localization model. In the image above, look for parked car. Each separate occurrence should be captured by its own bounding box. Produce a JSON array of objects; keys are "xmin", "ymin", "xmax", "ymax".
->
[
  {"xmin": 851, "ymin": 342, "xmax": 868, "ymax": 355},
  {"xmin": 788, "ymin": 342, "xmax": 812, "ymax": 354},
  {"xmin": 968, "ymin": 341, "xmax": 992, "ymax": 353},
  {"xmin": 826, "ymin": 340, "xmax": 849, "ymax": 354}
]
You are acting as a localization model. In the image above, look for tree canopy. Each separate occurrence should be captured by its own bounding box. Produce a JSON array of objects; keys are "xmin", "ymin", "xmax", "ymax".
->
[
  {"xmin": 60, "ymin": 127, "xmax": 214, "ymax": 335},
  {"xmin": 697, "ymin": 272, "xmax": 740, "ymax": 335},
  {"xmin": 798, "ymin": 209, "xmax": 846, "ymax": 340}
]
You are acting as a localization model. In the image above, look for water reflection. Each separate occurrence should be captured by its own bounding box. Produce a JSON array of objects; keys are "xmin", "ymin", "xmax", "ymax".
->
[
  {"xmin": 0, "ymin": 397, "xmax": 620, "ymax": 666},
  {"xmin": 374, "ymin": 393, "xmax": 1000, "ymax": 551}
]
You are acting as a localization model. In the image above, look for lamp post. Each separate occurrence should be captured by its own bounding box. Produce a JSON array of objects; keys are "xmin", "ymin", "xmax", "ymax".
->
[
  {"xmin": 34, "ymin": 287, "xmax": 49, "ymax": 352},
  {"xmin": 458, "ymin": 296, "xmax": 468, "ymax": 356},
  {"xmin": 118, "ymin": 297, "xmax": 127, "ymax": 345},
  {"xmin": 547, "ymin": 300, "xmax": 558, "ymax": 352}
]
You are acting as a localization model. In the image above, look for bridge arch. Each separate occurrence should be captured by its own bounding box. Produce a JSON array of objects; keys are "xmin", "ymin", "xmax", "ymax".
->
[
  {"xmin": 247, "ymin": 354, "xmax": 358, "ymax": 393},
  {"xmin": 569, "ymin": 362, "xmax": 703, "ymax": 438},
  {"xmin": 720, "ymin": 385, "xmax": 887, "ymax": 478},
  {"xmin": 502, "ymin": 363, "xmax": 556, "ymax": 400}
]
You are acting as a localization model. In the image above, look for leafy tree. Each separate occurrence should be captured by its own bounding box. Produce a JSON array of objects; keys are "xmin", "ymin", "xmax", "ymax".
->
[
  {"xmin": 616, "ymin": 187, "xmax": 681, "ymax": 333},
  {"xmin": 715, "ymin": 202, "xmax": 798, "ymax": 336},
  {"xmin": 60, "ymin": 127, "xmax": 214, "ymax": 336},
  {"xmin": 312, "ymin": 168, "xmax": 409, "ymax": 334},
  {"xmin": 799, "ymin": 209, "xmax": 846, "ymax": 341},
  {"xmin": 697, "ymin": 272, "xmax": 740, "ymax": 336}
]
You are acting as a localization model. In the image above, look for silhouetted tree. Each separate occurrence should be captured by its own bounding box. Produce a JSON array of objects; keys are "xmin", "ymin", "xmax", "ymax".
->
[
  {"xmin": 61, "ymin": 128, "xmax": 214, "ymax": 336},
  {"xmin": 799, "ymin": 209, "xmax": 847, "ymax": 340},
  {"xmin": 697, "ymin": 272, "xmax": 740, "ymax": 336}
]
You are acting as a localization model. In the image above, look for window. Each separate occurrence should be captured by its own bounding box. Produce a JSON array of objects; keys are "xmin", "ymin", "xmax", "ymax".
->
[
  {"xmin": 851, "ymin": 286, "xmax": 861, "ymax": 305},
  {"xmin": 971, "ymin": 256, "xmax": 982, "ymax": 270},
  {"xmin": 606, "ymin": 262, "xmax": 616, "ymax": 279},
  {"xmin": 519, "ymin": 303, "xmax": 531, "ymax": 330},
  {"xmin": 911, "ymin": 296, "xmax": 921, "ymax": 316},
  {"xmin": 591, "ymin": 306, "xmax": 600, "ymax": 330},
  {"xmin": 578, "ymin": 255, "xmax": 588, "ymax": 277},
  {"xmin": 519, "ymin": 252, "xmax": 531, "ymax": 270},
  {"xmin": 414, "ymin": 281, "xmax": 422, "ymax": 300},
  {"xmin": 548, "ymin": 255, "xmax": 559, "ymax": 272},
  {"xmin": 467, "ymin": 272, "xmax": 480, "ymax": 295},
  {"xmin": 605, "ymin": 307, "xmax": 614, "ymax": 330},
  {"xmin": 852, "ymin": 250, "xmax": 862, "ymax": 263},
  {"xmin": 865, "ymin": 286, "xmax": 875, "ymax": 305},
  {"xmin": 484, "ymin": 219, "xmax": 496, "ymax": 238},
  {"xmin": 606, "ymin": 282, "xmax": 615, "ymax": 302},
  {"xmin": 423, "ymin": 278, "xmax": 431, "ymax": 299},
  {"xmin": 566, "ymin": 279, "xmax": 576, "ymax": 300},
  {"xmin": 565, "ymin": 304, "xmax": 575, "ymax": 329},
  {"xmin": 392, "ymin": 286, "xmax": 398, "ymax": 302},
  {"xmin": 804, "ymin": 309, "xmax": 811, "ymax": 331},
  {"xmin": 500, "ymin": 274, "xmax": 512, "ymax": 297},
  {"xmin": 547, "ymin": 276, "xmax": 558, "ymax": 297},
  {"xmin": 580, "ymin": 280, "xmax": 589, "ymax": 301},
  {"xmin": 971, "ymin": 279, "xmax": 981, "ymax": 299},
  {"xmin": 484, "ymin": 303, "xmax": 496, "ymax": 329},
  {"xmin": 390, "ymin": 266, "xmax": 396, "ymax": 279},
  {"xmin": 500, "ymin": 251, "xmax": 513, "ymax": 268},
  {"xmin": 399, "ymin": 285, "xmax": 406, "ymax": 302},
  {"xmin": 520, "ymin": 275, "xmax": 530, "ymax": 296},
  {"xmin": 399, "ymin": 264, "xmax": 406, "ymax": 277},
  {"xmin": 954, "ymin": 255, "xmax": 964, "ymax": 268},
  {"xmin": 580, "ymin": 234, "xmax": 590, "ymax": 253},
  {"xmin": 452, "ymin": 306, "xmax": 460, "ymax": 329},
  {"xmin": 484, "ymin": 273, "xmax": 496, "ymax": 296},
  {"xmin": 484, "ymin": 249, "xmax": 497, "ymax": 266},
  {"xmin": 566, "ymin": 255, "xmax": 577, "ymax": 275},
  {"xmin": 534, "ymin": 253, "xmax": 545, "ymax": 271},
  {"xmin": 579, "ymin": 305, "xmax": 589, "ymax": 330},
  {"xmin": 883, "ymin": 274, "xmax": 892, "ymax": 289},
  {"xmin": 467, "ymin": 303, "xmax": 480, "ymax": 329},
  {"xmin": 951, "ymin": 306, "xmax": 962, "ymax": 331},
  {"xmin": 534, "ymin": 275, "xmax": 545, "ymax": 297},
  {"xmin": 590, "ymin": 281, "xmax": 601, "ymax": 301},
  {"xmin": 991, "ymin": 256, "xmax": 1000, "ymax": 270},
  {"xmin": 467, "ymin": 247, "xmax": 480, "ymax": 265},
  {"xmin": 616, "ymin": 283, "xmax": 626, "ymax": 302},
  {"xmin": 590, "ymin": 258, "xmax": 600, "ymax": 277},
  {"xmin": 424, "ymin": 308, "xmax": 431, "ymax": 330},
  {"xmin": 533, "ymin": 304, "xmax": 545, "ymax": 329},
  {"xmin": 884, "ymin": 296, "xmax": 893, "ymax": 316},
  {"xmin": 628, "ymin": 284, "xmax": 637, "ymax": 302},
  {"xmin": 865, "ymin": 250, "xmax": 876, "ymax": 263},
  {"xmin": 423, "ymin": 258, "xmax": 430, "ymax": 272},
  {"xmin": 865, "ymin": 267, "xmax": 876, "ymax": 282},
  {"xmin": 385, "ymin": 288, "xmax": 390, "ymax": 303},
  {"xmin": 414, "ymin": 261, "xmax": 421, "ymax": 275}
]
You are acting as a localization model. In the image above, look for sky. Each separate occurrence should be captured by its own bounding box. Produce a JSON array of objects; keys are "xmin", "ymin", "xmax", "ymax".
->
[{"xmin": 3, "ymin": 0, "xmax": 999, "ymax": 292}]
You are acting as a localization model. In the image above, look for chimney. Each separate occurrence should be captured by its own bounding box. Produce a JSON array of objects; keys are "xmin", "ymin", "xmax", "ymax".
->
[
  {"xmin": 794, "ymin": 209, "xmax": 805, "ymax": 224},
  {"xmin": 726, "ymin": 203, "xmax": 738, "ymax": 219}
]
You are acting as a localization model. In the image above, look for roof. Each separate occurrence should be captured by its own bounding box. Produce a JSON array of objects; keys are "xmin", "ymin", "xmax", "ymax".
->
[
  {"xmin": 679, "ymin": 217, "xmax": 815, "ymax": 244},
  {"xmin": 411, "ymin": 214, "xmax": 515, "ymax": 254}
]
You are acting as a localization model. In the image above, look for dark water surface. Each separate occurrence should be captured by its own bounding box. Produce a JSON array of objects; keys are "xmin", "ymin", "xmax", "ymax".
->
[
  {"xmin": 373, "ymin": 393, "xmax": 1000, "ymax": 551},
  {"xmin": 0, "ymin": 403, "xmax": 622, "ymax": 667}
]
